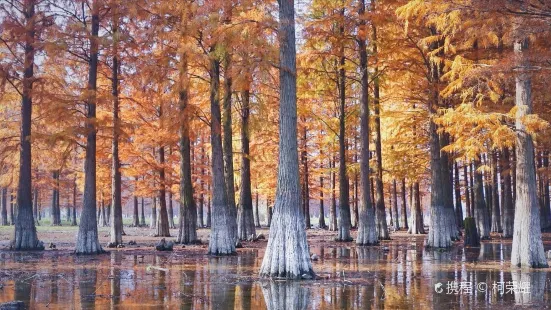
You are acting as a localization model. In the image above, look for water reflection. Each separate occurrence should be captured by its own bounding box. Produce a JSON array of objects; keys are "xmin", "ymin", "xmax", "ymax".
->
[{"xmin": 0, "ymin": 242, "xmax": 549, "ymax": 309}]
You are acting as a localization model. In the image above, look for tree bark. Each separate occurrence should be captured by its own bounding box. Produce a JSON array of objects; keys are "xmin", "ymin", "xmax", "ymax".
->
[
  {"xmin": 300, "ymin": 122, "xmax": 311, "ymax": 229},
  {"xmin": 409, "ymin": 182, "xmax": 425, "ymax": 234},
  {"xmin": 222, "ymin": 55, "xmax": 238, "ymax": 243},
  {"xmin": 392, "ymin": 180, "xmax": 399, "ymax": 230},
  {"xmin": 150, "ymin": 197, "xmax": 157, "ymax": 229},
  {"xmin": 319, "ymin": 160, "xmax": 326, "ymax": 229},
  {"xmin": 237, "ymin": 89, "xmax": 256, "ymax": 240},
  {"xmin": 401, "ymin": 179, "xmax": 408, "ymax": 230},
  {"xmin": 198, "ymin": 136, "xmax": 206, "ymax": 228},
  {"xmin": 328, "ymin": 156, "xmax": 337, "ymax": 231},
  {"xmin": 542, "ymin": 151, "xmax": 550, "ymax": 230},
  {"xmin": 208, "ymin": 56, "xmax": 235, "ymax": 254},
  {"xmin": 71, "ymin": 178, "xmax": 77, "ymax": 226},
  {"xmin": 259, "ymin": 0, "xmax": 314, "ymax": 278},
  {"xmin": 75, "ymin": 0, "xmax": 103, "ymax": 254},
  {"xmin": 254, "ymin": 190, "xmax": 261, "ymax": 228},
  {"xmin": 473, "ymin": 159, "xmax": 490, "ymax": 239},
  {"xmin": 454, "ymin": 162, "xmax": 464, "ymax": 228},
  {"xmin": 336, "ymin": 7, "xmax": 352, "ymax": 242},
  {"xmin": 132, "ymin": 178, "xmax": 139, "ymax": 227},
  {"xmin": 140, "ymin": 197, "xmax": 146, "ymax": 227},
  {"xmin": 156, "ymin": 146, "xmax": 170, "ymax": 237},
  {"xmin": 110, "ymin": 13, "xmax": 123, "ymax": 245},
  {"xmin": 491, "ymin": 151, "xmax": 502, "ymax": 232},
  {"xmin": 510, "ymin": 36, "xmax": 548, "ymax": 268},
  {"xmin": 464, "ymin": 164, "xmax": 471, "ymax": 218},
  {"xmin": 371, "ymin": 21, "xmax": 389, "ymax": 241},
  {"xmin": 1, "ymin": 188, "xmax": 7, "ymax": 226}
]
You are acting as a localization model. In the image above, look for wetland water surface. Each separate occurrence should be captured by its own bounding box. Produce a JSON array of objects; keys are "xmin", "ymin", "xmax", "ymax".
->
[{"xmin": 0, "ymin": 242, "xmax": 550, "ymax": 309}]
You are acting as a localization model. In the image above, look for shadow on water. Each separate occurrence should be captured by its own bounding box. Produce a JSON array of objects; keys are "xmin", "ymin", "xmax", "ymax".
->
[{"xmin": 0, "ymin": 242, "xmax": 549, "ymax": 309}]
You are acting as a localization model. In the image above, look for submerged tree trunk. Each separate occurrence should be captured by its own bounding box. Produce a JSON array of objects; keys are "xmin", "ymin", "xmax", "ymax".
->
[
  {"xmin": 208, "ymin": 56, "xmax": 235, "ymax": 255},
  {"xmin": 356, "ymin": 0, "xmax": 378, "ymax": 245},
  {"xmin": 259, "ymin": 0, "xmax": 314, "ymax": 278},
  {"xmin": 510, "ymin": 36, "xmax": 547, "ymax": 268},
  {"xmin": 473, "ymin": 159, "xmax": 490, "ymax": 239},
  {"xmin": 75, "ymin": 0, "xmax": 103, "ymax": 254},
  {"xmin": 110, "ymin": 14, "xmax": 123, "ymax": 245},
  {"xmin": 237, "ymin": 89, "xmax": 256, "ymax": 241}
]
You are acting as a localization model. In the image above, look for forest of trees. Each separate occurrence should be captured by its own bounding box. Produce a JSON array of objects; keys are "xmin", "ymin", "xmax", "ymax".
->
[{"xmin": 1, "ymin": 0, "xmax": 551, "ymax": 278}]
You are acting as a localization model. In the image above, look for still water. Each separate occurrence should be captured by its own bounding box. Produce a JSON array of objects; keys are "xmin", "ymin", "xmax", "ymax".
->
[{"xmin": 0, "ymin": 242, "xmax": 549, "ymax": 309}]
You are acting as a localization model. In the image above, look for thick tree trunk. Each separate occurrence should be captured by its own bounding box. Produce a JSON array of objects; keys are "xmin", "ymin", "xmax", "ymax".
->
[
  {"xmin": 510, "ymin": 36, "xmax": 548, "ymax": 268},
  {"xmin": 156, "ymin": 146, "xmax": 170, "ymax": 237},
  {"xmin": 463, "ymin": 217, "xmax": 480, "ymax": 247},
  {"xmin": 426, "ymin": 122, "xmax": 450, "ymax": 247},
  {"xmin": 12, "ymin": 0, "xmax": 41, "ymax": 250},
  {"xmin": 356, "ymin": 0, "xmax": 378, "ymax": 245},
  {"xmin": 1, "ymin": 188, "xmax": 7, "ymax": 226},
  {"xmin": 336, "ymin": 12, "xmax": 352, "ymax": 242},
  {"xmin": 75, "ymin": 0, "xmax": 103, "ymax": 254},
  {"xmin": 208, "ymin": 57, "xmax": 235, "ymax": 255},
  {"xmin": 222, "ymin": 55, "xmax": 238, "ymax": 243},
  {"xmin": 401, "ymin": 179, "xmax": 408, "ymax": 230},
  {"xmin": 259, "ymin": 0, "xmax": 314, "ymax": 278},
  {"xmin": 237, "ymin": 89, "xmax": 256, "ymax": 241},
  {"xmin": 473, "ymin": 159, "xmax": 490, "ymax": 239},
  {"xmin": 409, "ymin": 182, "xmax": 425, "ymax": 234},
  {"xmin": 110, "ymin": 16, "xmax": 123, "ymax": 245},
  {"xmin": 454, "ymin": 162, "xmax": 464, "ymax": 228},
  {"xmin": 491, "ymin": 151, "xmax": 502, "ymax": 232},
  {"xmin": 440, "ymin": 134, "xmax": 458, "ymax": 240},
  {"xmin": 328, "ymin": 156, "xmax": 337, "ymax": 231},
  {"xmin": 261, "ymin": 282, "xmax": 309, "ymax": 310}
]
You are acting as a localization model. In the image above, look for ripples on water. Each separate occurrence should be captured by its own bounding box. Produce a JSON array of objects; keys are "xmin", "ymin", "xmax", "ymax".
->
[{"xmin": 0, "ymin": 242, "xmax": 549, "ymax": 309}]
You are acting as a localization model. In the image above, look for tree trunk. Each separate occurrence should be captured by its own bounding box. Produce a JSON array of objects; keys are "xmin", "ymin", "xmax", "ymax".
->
[
  {"xmin": 52, "ymin": 170, "xmax": 61, "ymax": 226},
  {"xmin": 133, "ymin": 196, "xmax": 139, "ymax": 227},
  {"xmin": 473, "ymin": 159, "xmax": 490, "ymax": 239},
  {"xmin": 409, "ymin": 182, "xmax": 425, "ymax": 234},
  {"xmin": 510, "ymin": 36, "xmax": 548, "ymax": 268},
  {"xmin": 150, "ymin": 197, "xmax": 157, "ymax": 229},
  {"xmin": 491, "ymin": 151, "xmax": 502, "ymax": 232},
  {"xmin": 237, "ymin": 89, "xmax": 256, "ymax": 241},
  {"xmin": 401, "ymin": 179, "xmax": 408, "ymax": 230},
  {"xmin": 336, "ymin": 9, "xmax": 352, "ymax": 242},
  {"xmin": 156, "ymin": 146, "xmax": 170, "ymax": 237},
  {"xmin": 463, "ymin": 217, "xmax": 480, "ymax": 247},
  {"xmin": 222, "ymin": 55, "xmax": 238, "ymax": 243},
  {"xmin": 71, "ymin": 179, "xmax": 77, "ymax": 226},
  {"xmin": 206, "ymin": 181, "xmax": 212, "ymax": 228},
  {"xmin": 208, "ymin": 56, "xmax": 235, "ymax": 255},
  {"xmin": 440, "ymin": 134, "xmax": 458, "ymax": 240},
  {"xmin": 259, "ymin": 0, "xmax": 314, "ymax": 278},
  {"xmin": 469, "ymin": 162, "xmax": 475, "ymax": 217},
  {"xmin": 543, "ymin": 151, "xmax": 550, "ymax": 230},
  {"xmin": 101, "ymin": 198, "xmax": 108, "ymax": 227},
  {"xmin": 254, "ymin": 191, "xmax": 261, "ymax": 228},
  {"xmin": 198, "ymin": 137, "xmax": 206, "ymax": 228},
  {"xmin": 319, "ymin": 160, "xmax": 326, "ymax": 229},
  {"xmin": 464, "ymin": 164, "xmax": 471, "ymax": 218},
  {"xmin": 168, "ymin": 192, "xmax": 175, "ymax": 229},
  {"xmin": 33, "ymin": 187, "xmax": 39, "ymax": 224},
  {"xmin": 1, "ymin": 188, "xmax": 7, "ymax": 226},
  {"xmin": 454, "ymin": 162, "xmax": 464, "ymax": 228},
  {"xmin": 110, "ymin": 14, "xmax": 123, "ymax": 245},
  {"xmin": 75, "ymin": 0, "xmax": 103, "ymax": 254},
  {"xmin": 140, "ymin": 197, "xmax": 146, "ymax": 227},
  {"xmin": 10, "ymin": 191, "xmax": 15, "ymax": 225},
  {"xmin": 426, "ymin": 121, "xmax": 450, "ymax": 247},
  {"xmin": 392, "ymin": 180, "xmax": 399, "ymax": 230},
  {"xmin": 300, "ymin": 123, "xmax": 311, "ymax": 229},
  {"xmin": 329, "ymin": 156, "xmax": 337, "ymax": 231}
]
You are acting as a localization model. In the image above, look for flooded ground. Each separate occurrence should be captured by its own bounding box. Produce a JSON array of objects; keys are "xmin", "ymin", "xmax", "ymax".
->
[{"xmin": 0, "ymin": 228, "xmax": 550, "ymax": 309}]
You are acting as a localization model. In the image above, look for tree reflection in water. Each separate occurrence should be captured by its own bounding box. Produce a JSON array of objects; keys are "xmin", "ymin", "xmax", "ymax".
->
[{"xmin": 261, "ymin": 281, "xmax": 309, "ymax": 310}]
